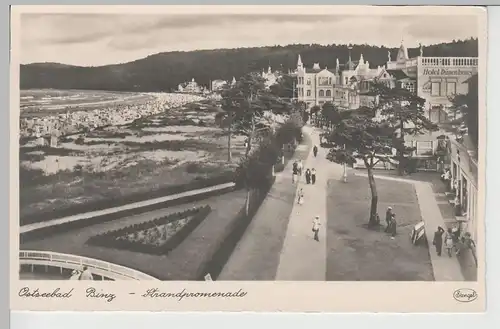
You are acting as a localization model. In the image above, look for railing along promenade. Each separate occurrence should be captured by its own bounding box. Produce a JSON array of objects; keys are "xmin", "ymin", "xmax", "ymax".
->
[{"xmin": 19, "ymin": 250, "xmax": 159, "ymax": 280}]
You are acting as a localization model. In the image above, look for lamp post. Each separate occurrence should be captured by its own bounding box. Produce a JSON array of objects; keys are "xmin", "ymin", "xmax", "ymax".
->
[{"xmin": 343, "ymin": 144, "xmax": 347, "ymax": 183}]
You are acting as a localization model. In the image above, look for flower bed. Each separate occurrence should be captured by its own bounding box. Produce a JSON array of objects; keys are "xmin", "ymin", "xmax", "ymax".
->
[{"xmin": 86, "ymin": 205, "xmax": 211, "ymax": 255}]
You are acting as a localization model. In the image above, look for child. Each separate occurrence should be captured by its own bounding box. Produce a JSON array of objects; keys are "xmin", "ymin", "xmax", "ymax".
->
[{"xmin": 297, "ymin": 188, "xmax": 304, "ymax": 205}]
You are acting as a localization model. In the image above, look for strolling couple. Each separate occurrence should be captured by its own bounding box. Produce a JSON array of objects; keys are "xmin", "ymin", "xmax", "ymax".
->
[
  {"xmin": 305, "ymin": 168, "xmax": 316, "ymax": 185},
  {"xmin": 434, "ymin": 226, "xmax": 459, "ymax": 257}
]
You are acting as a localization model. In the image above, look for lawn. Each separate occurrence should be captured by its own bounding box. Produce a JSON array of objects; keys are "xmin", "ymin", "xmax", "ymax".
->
[
  {"xmin": 326, "ymin": 175, "xmax": 434, "ymax": 281},
  {"xmin": 20, "ymin": 190, "xmax": 247, "ymax": 280}
]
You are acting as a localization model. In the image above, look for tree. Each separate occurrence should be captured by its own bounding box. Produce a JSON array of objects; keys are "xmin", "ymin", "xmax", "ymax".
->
[
  {"xmin": 321, "ymin": 102, "xmax": 340, "ymax": 130},
  {"xmin": 324, "ymin": 106, "xmax": 395, "ymax": 227},
  {"xmin": 220, "ymin": 73, "xmax": 271, "ymax": 158},
  {"xmin": 323, "ymin": 80, "xmax": 437, "ymax": 226},
  {"xmin": 269, "ymin": 74, "xmax": 296, "ymax": 99},
  {"xmin": 449, "ymin": 74, "xmax": 478, "ymax": 147},
  {"xmin": 371, "ymin": 81, "xmax": 438, "ymax": 175},
  {"xmin": 222, "ymin": 72, "xmax": 286, "ymax": 215}
]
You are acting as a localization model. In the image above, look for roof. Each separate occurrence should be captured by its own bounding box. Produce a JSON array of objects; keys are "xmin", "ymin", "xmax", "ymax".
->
[{"xmin": 386, "ymin": 69, "xmax": 409, "ymax": 80}]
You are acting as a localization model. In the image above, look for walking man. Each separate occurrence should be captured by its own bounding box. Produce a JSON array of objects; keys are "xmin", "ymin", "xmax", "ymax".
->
[
  {"xmin": 292, "ymin": 161, "xmax": 298, "ymax": 183},
  {"xmin": 389, "ymin": 214, "xmax": 397, "ymax": 239},
  {"xmin": 384, "ymin": 207, "xmax": 393, "ymax": 233},
  {"xmin": 313, "ymin": 145, "xmax": 318, "ymax": 157},
  {"xmin": 311, "ymin": 168, "xmax": 317, "ymax": 185},
  {"xmin": 312, "ymin": 215, "xmax": 321, "ymax": 242},
  {"xmin": 433, "ymin": 226, "xmax": 445, "ymax": 256}
]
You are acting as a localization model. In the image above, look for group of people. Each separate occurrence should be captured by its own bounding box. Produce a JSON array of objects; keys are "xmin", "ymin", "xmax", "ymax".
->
[
  {"xmin": 433, "ymin": 225, "xmax": 477, "ymax": 265},
  {"xmin": 20, "ymin": 92, "xmax": 206, "ymax": 139},
  {"xmin": 292, "ymin": 160, "xmax": 317, "ymax": 185},
  {"xmin": 69, "ymin": 266, "xmax": 94, "ymax": 280},
  {"xmin": 292, "ymin": 145, "xmax": 323, "ymax": 242}
]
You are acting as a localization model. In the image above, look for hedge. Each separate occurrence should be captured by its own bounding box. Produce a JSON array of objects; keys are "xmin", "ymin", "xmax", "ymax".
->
[
  {"xmin": 20, "ymin": 172, "xmax": 235, "ymax": 226},
  {"xmin": 86, "ymin": 206, "xmax": 211, "ymax": 255},
  {"xmin": 20, "ymin": 184, "xmax": 235, "ymax": 243},
  {"xmin": 197, "ymin": 174, "xmax": 275, "ymax": 280}
]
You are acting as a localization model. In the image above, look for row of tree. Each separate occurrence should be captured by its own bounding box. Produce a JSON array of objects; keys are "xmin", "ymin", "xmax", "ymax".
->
[
  {"xmin": 20, "ymin": 39, "xmax": 478, "ymax": 92},
  {"xmin": 216, "ymin": 72, "xmax": 305, "ymax": 215}
]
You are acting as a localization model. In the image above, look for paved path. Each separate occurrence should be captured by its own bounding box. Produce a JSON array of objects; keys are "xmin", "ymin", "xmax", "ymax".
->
[
  {"xmin": 218, "ymin": 134, "xmax": 312, "ymax": 280},
  {"xmin": 21, "ymin": 182, "xmax": 235, "ymax": 234},
  {"xmin": 275, "ymin": 126, "xmax": 343, "ymax": 281},
  {"xmin": 353, "ymin": 172, "xmax": 464, "ymax": 281}
]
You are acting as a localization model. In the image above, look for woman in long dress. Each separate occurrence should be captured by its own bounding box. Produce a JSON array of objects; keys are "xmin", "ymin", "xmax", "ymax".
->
[
  {"xmin": 444, "ymin": 228, "xmax": 455, "ymax": 257},
  {"xmin": 305, "ymin": 169, "xmax": 311, "ymax": 184}
]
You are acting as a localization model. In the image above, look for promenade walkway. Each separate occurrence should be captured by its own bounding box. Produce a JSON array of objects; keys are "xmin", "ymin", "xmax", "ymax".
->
[
  {"xmin": 218, "ymin": 131, "xmax": 312, "ymax": 280},
  {"xmin": 275, "ymin": 126, "xmax": 343, "ymax": 281},
  {"xmin": 353, "ymin": 172, "xmax": 464, "ymax": 281},
  {"xmin": 21, "ymin": 182, "xmax": 235, "ymax": 234}
]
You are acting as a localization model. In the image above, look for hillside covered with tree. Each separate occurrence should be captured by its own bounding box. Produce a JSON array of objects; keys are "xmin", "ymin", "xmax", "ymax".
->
[{"xmin": 20, "ymin": 38, "xmax": 478, "ymax": 92}]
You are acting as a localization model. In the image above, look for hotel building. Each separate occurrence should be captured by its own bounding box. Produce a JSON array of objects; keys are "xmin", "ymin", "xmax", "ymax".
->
[
  {"xmin": 294, "ymin": 41, "xmax": 478, "ymax": 124},
  {"xmin": 385, "ymin": 43, "xmax": 478, "ymax": 123}
]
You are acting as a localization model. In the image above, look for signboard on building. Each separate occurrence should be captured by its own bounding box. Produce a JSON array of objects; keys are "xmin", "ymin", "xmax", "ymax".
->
[{"xmin": 422, "ymin": 68, "xmax": 475, "ymax": 76}]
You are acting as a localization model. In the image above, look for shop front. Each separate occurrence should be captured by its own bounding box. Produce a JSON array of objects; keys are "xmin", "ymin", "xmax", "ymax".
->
[{"xmin": 449, "ymin": 138, "xmax": 478, "ymax": 242}]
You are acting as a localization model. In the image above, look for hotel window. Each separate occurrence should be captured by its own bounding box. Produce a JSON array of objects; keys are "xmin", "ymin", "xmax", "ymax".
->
[
  {"xmin": 447, "ymin": 82, "xmax": 456, "ymax": 96},
  {"xmin": 328, "ymin": 77, "xmax": 332, "ymax": 84},
  {"xmin": 319, "ymin": 90, "xmax": 325, "ymax": 97},
  {"xmin": 431, "ymin": 82, "xmax": 441, "ymax": 96},
  {"xmin": 307, "ymin": 90, "xmax": 311, "ymax": 96},
  {"xmin": 345, "ymin": 77, "xmax": 348, "ymax": 85},
  {"xmin": 307, "ymin": 79, "xmax": 311, "ymax": 85},
  {"xmin": 326, "ymin": 90, "xmax": 332, "ymax": 97}
]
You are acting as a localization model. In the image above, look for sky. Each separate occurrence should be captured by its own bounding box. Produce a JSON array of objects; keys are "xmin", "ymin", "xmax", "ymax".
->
[{"xmin": 19, "ymin": 13, "xmax": 479, "ymax": 67}]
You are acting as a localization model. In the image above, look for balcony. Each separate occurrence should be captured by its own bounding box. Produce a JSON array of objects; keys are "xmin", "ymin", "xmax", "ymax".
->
[{"xmin": 419, "ymin": 57, "xmax": 478, "ymax": 67}]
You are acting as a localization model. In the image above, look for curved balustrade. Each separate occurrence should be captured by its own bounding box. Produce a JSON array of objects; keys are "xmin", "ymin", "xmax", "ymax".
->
[{"xmin": 19, "ymin": 250, "xmax": 159, "ymax": 281}]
